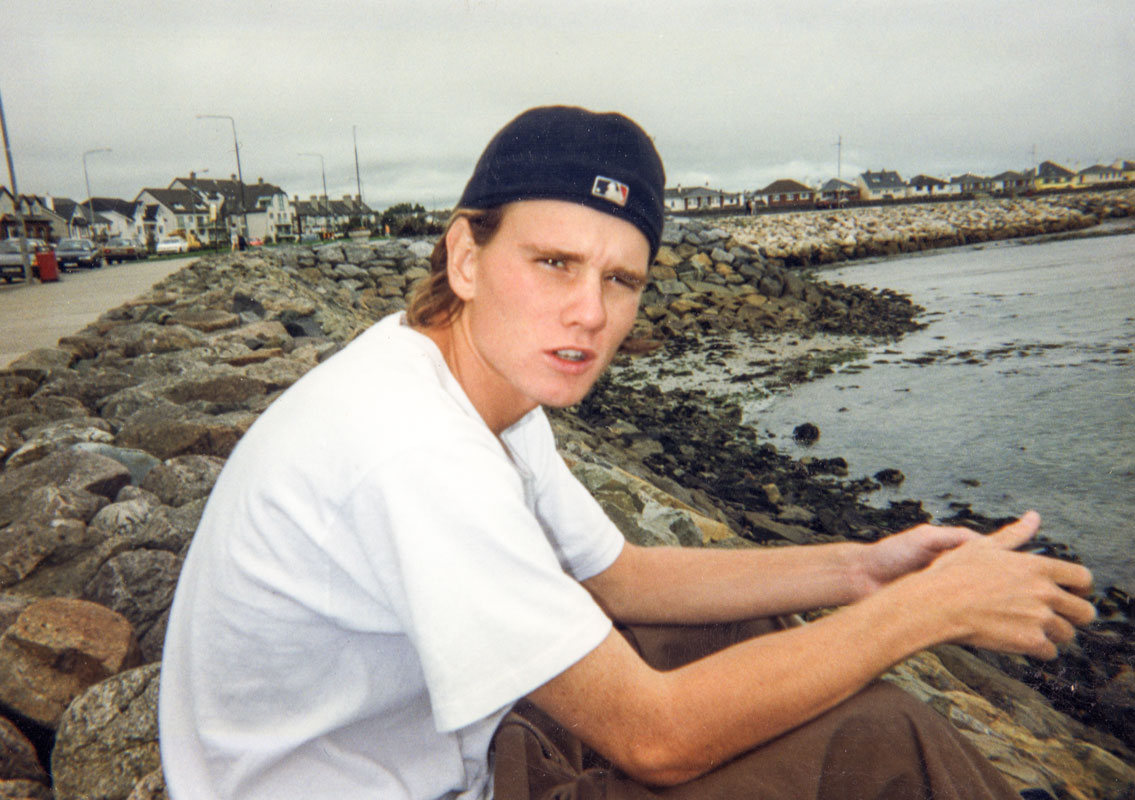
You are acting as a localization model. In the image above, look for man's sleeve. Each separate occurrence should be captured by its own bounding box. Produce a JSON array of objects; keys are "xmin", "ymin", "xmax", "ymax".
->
[{"xmin": 347, "ymin": 425, "xmax": 614, "ymax": 733}]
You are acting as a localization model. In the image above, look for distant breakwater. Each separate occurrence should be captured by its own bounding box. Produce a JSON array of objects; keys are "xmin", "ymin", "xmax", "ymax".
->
[{"xmin": 716, "ymin": 188, "xmax": 1135, "ymax": 268}]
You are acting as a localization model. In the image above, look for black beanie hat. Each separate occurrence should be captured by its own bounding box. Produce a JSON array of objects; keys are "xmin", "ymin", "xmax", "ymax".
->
[{"xmin": 458, "ymin": 106, "xmax": 666, "ymax": 257}]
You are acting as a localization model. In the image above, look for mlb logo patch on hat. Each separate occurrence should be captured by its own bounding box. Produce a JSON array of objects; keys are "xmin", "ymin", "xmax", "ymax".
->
[{"xmin": 592, "ymin": 176, "xmax": 629, "ymax": 207}]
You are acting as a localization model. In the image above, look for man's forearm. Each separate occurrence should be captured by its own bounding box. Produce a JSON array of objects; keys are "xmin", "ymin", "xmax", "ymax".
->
[{"xmin": 584, "ymin": 541, "xmax": 874, "ymax": 625}]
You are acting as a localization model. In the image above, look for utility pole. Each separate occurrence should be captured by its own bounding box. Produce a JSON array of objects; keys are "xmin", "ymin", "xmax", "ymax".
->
[
  {"xmin": 0, "ymin": 88, "xmax": 33, "ymax": 281},
  {"xmin": 82, "ymin": 147, "xmax": 112, "ymax": 236},
  {"xmin": 198, "ymin": 114, "xmax": 248, "ymax": 238},
  {"xmin": 353, "ymin": 125, "xmax": 363, "ymax": 204},
  {"xmin": 299, "ymin": 153, "xmax": 328, "ymax": 236}
]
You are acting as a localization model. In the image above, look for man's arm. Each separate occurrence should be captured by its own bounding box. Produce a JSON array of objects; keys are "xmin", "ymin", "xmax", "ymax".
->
[
  {"xmin": 584, "ymin": 515, "xmax": 989, "ymax": 624},
  {"xmin": 533, "ymin": 513, "xmax": 1094, "ymax": 786}
]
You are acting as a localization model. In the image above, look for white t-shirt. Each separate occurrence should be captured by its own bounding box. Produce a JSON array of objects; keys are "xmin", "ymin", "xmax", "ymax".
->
[{"xmin": 159, "ymin": 312, "xmax": 624, "ymax": 800}]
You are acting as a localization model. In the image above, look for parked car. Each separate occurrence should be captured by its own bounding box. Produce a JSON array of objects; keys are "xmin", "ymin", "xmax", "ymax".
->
[
  {"xmin": 102, "ymin": 237, "xmax": 143, "ymax": 263},
  {"xmin": 55, "ymin": 238, "xmax": 104, "ymax": 271},
  {"xmin": 155, "ymin": 236, "xmax": 189, "ymax": 255},
  {"xmin": 0, "ymin": 239, "xmax": 35, "ymax": 282},
  {"xmin": 1, "ymin": 238, "xmax": 57, "ymax": 281}
]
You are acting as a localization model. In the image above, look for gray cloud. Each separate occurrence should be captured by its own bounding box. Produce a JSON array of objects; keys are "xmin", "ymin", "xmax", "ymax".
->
[{"xmin": 2, "ymin": 0, "xmax": 1131, "ymax": 209}]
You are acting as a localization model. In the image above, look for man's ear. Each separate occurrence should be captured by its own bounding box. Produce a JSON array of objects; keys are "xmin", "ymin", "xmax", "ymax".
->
[{"xmin": 446, "ymin": 218, "xmax": 478, "ymax": 302}]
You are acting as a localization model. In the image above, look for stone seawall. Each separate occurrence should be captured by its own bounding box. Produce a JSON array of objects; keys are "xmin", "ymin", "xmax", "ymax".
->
[
  {"xmin": 0, "ymin": 213, "xmax": 1133, "ymax": 799},
  {"xmin": 718, "ymin": 189, "xmax": 1135, "ymax": 267}
]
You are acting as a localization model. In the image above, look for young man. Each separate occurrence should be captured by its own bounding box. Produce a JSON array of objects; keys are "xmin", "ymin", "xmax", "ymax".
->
[{"xmin": 159, "ymin": 106, "xmax": 1093, "ymax": 799}]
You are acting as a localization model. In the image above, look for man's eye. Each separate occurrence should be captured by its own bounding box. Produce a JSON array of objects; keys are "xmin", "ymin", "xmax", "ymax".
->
[
  {"xmin": 541, "ymin": 258, "xmax": 567, "ymax": 269},
  {"xmin": 609, "ymin": 272, "xmax": 645, "ymax": 290}
]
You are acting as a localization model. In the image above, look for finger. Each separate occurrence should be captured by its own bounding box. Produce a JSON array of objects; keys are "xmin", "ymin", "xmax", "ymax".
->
[
  {"xmin": 1044, "ymin": 613, "xmax": 1078, "ymax": 647},
  {"xmin": 983, "ymin": 511, "xmax": 1041, "ymax": 551},
  {"xmin": 1042, "ymin": 559, "xmax": 1095, "ymax": 598},
  {"xmin": 1050, "ymin": 589, "xmax": 1097, "ymax": 628}
]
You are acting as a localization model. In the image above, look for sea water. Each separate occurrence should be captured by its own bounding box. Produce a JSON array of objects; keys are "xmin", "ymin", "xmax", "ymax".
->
[{"xmin": 746, "ymin": 232, "xmax": 1135, "ymax": 592}]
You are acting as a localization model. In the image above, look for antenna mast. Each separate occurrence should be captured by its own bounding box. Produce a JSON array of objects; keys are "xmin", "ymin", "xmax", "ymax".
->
[{"xmin": 353, "ymin": 126, "xmax": 363, "ymax": 203}]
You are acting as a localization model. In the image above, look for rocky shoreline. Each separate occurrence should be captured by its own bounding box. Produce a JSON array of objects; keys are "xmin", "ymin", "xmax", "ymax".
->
[{"xmin": 1, "ymin": 191, "xmax": 1133, "ymax": 798}]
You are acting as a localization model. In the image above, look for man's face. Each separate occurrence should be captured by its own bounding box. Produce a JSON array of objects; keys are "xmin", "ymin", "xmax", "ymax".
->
[{"xmin": 446, "ymin": 199, "xmax": 650, "ymax": 430}]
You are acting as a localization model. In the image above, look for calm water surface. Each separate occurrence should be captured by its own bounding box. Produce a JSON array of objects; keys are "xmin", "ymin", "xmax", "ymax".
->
[{"xmin": 747, "ymin": 233, "xmax": 1135, "ymax": 591}]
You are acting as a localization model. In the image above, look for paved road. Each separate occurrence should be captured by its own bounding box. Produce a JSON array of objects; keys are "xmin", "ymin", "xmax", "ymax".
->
[{"xmin": 0, "ymin": 256, "xmax": 198, "ymax": 368}]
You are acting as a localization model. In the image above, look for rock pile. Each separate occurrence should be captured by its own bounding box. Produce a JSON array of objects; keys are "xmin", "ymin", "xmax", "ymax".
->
[
  {"xmin": 1, "ymin": 208, "xmax": 1133, "ymax": 798},
  {"xmin": 719, "ymin": 189, "xmax": 1135, "ymax": 267}
]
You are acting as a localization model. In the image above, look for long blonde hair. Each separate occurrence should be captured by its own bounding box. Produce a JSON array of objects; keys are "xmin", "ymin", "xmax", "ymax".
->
[{"xmin": 405, "ymin": 207, "xmax": 505, "ymax": 328}]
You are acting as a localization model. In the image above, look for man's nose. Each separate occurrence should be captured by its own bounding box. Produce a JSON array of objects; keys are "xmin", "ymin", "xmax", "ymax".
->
[{"xmin": 562, "ymin": 273, "xmax": 607, "ymax": 330}]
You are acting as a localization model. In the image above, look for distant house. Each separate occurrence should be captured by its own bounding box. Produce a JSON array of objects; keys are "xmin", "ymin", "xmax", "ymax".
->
[
  {"xmin": 1077, "ymin": 164, "xmax": 1122, "ymax": 186},
  {"xmin": 292, "ymin": 194, "xmax": 373, "ymax": 235},
  {"xmin": 0, "ymin": 188, "xmax": 68, "ymax": 242},
  {"xmin": 73, "ymin": 197, "xmax": 139, "ymax": 240},
  {"xmin": 330, "ymin": 195, "xmax": 378, "ymax": 230},
  {"xmin": 171, "ymin": 174, "xmax": 296, "ymax": 243},
  {"xmin": 1113, "ymin": 160, "xmax": 1135, "ymax": 182},
  {"xmin": 135, "ymin": 188, "xmax": 214, "ymax": 245},
  {"xmin": 908, "ymin": 175, "xmax": 949, "ymax": 199},
  {"xmin": 950, "ymin": 173, "xmax": 994, "ymax": 195},
  {"xmin": 753, "ymin": 179, "xmax": 815, "ymax": 208},
  {"xmin": 992, "ymin": 171, "xmax": 1031, "ymax": 195},
  {"xmin": 856, "ymin": 170, "xmax": 907, "ymax": 201},
  {"xmin": 663, "ymin": 186, "xmax": 742, "ymax": 212},
  {"xmin": 1034, "ymin": 161, "xmax": 1076, "ymax": 191},
  {"xmin": 817, "ymin": 178, "xmax": 858, "ymax": 207}
]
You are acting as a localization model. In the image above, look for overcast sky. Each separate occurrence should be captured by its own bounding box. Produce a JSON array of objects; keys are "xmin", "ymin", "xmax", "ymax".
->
[{"xmin": 2, "ymin": 0, "xmax": 1132, "ymax": 210}]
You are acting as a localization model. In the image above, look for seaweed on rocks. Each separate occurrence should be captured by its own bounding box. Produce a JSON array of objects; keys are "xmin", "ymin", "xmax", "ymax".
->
[{"xmin": 569, "ymin": 372, "xmax": 932, "ymax": 547}]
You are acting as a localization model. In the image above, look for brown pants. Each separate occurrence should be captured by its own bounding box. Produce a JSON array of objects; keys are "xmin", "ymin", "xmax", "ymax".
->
[{"xmin": 492, "ymin": 619, "xmax": 1019, "ymax": 800}]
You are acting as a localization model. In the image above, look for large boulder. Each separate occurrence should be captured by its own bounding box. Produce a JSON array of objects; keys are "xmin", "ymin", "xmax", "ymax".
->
[
  {"xmin": 138, "ymin": 455, "xmax": 224, "ymax": 508},
  {"xmin": 0, "ymin": 451, "xmax": 129, "ymax": 528},
  {"xmin": 82, "ymin": 550, "xmax": 181, "ymax": 661},
  {"xmin": 0, "ymin": 716, "xmax": 47, "ymax": 784},
  {"xmin": 114, "ymin": 401, "xmax": 252, "ymax": 461},
  {"xmin": 0, "ymin": 598, "xmax": 141, "ymax": 729},
  {"xmin": 51, "ymin": 663, "xmax": 160, "ymax": 800}
]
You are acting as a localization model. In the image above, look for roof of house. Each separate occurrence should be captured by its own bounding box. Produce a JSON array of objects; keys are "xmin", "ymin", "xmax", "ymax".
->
[
  {"xmin": 137, "ymin": 188, "xmax": 210, "ymax": 214},
  {"xmin": 820, "ymin": 178, "xmax": 857, "ymax": 192},
  {"xmin": 951, "ymin": 173, "xmax": 992, "ymax": 184},
  {"xmin": 991, "ymin": 171, "xmax": 1027, "ymax": 181},
  {"xmin": 1078, "ymin": 164, "xmax": 1119, "ymax": 175},
  {"xmin": 859, "ymin": 170, "xmax": 906, "ymax": 190},
  {"xmin": 756, "ymin": 179, "xmax": 814, "ymax": 195},
  {"xmin": 173, "ymin": 176, "xmax": 287, "ymax": 213},
  {"xmin": 80, "ymin": 197, "xmax": 137, "ymax": 217},
  {"xmin": 665, "ymin": 186, "xmax": 733, "ymax": 199},
  {"xmin": 909, "ymin": 174, "xmax": 948, "ymax": 188},
  {"xmin": 1037, "ymin": 161, "xmax": 1074, "ymax": 179}
]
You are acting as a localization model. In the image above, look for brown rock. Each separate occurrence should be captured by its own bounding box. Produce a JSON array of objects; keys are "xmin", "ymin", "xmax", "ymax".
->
[
  {"xmin": 3, "ymin": 349, "xmax": 76, "ymax": 385},
  {"xmin": 51, "ymin": 663, "xmax": 160, "ymax": 800},
  {"xmin": 0, "ymin": 716, "xmax": 48, "ymax": 784},
  {"xmin": 223, "ymin": 347, "xmax": 284, "ymax": 367},
  {"xmin": 0, "ymin": 598, "xmax": 142, "ymax": 728},
  {"xmin": 0, "ymin": 450, "xmax": 128, "ymax": 527},
  {"xmin": 125, "ymin": 769, "xmax": 167, "ymax": 800},
  {"xmin": 139, "ymin": 455, "xmax": 224, "ymax": 507},
  {"xmin": 0, "ymin": 779, "xmax": 52, "ymax": 799},
  {"xmin": 166, "ymin": 310, "xmax": 240, "ymax": 333},
  {"xmin": 0, "ymin": 376, "xmax": 38, "ymax": 401},
  {"xmin": 101, "ymin": 323, "xmax": 205, "ymax": 358},
  {"xmin": 115, "ymin": 401, "xmax": 248, "ymax": 461},
  {"xmin": 209, "ymin": 320, "xmax": 291, "ymax": 351}
]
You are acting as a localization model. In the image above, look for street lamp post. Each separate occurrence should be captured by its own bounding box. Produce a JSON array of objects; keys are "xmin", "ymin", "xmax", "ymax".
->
[
  {"xmin": 82, "ymin": 147, "xmax": 111, "ymax": 237},
  {"xmin": 299, "ymin": 152, "xmax": 328, "ymax": 236},
  {"xmin": 197, "ymin": 114, "xmax": 248, "ymax": 239},
  {"xmin": 0, "ymin": 88, "xmax": 33, "ymax": 281}
]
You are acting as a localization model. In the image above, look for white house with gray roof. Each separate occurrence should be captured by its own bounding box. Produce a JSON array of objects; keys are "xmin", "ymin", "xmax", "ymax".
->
[{"xmin": 856, "ymin": 170, "xmax": 908, "ymax": 201}]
